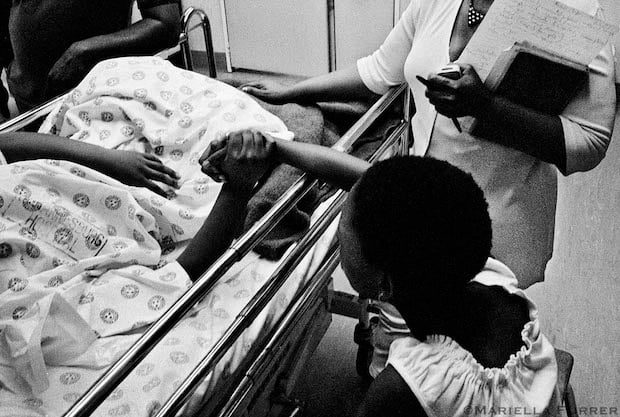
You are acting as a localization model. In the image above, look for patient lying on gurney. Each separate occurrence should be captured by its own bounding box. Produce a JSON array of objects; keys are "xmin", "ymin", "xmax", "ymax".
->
[
  {"xmin": 0, "ymin": 56, "xmax": 302, "ymax": 416},
  {"xmin": 201, "ymin": 134, "xmax": 560, "ymax": 416},
  {"xmin": 0, "ymin": 131, "xmax": 290, "ymax": 416}
]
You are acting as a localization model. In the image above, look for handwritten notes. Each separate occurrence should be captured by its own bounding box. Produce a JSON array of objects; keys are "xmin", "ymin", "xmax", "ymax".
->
[{"xmin": 458, "ymin": 0, "xmax": 619, "ymax": 81}]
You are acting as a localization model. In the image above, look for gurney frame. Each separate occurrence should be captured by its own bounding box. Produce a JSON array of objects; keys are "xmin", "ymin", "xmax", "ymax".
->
[{"xmin": 0, "ymin": 33, "xmax": 411, "ymax": 417}]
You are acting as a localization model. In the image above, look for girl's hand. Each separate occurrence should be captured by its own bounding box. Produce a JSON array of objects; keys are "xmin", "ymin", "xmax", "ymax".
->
[
  {"xmin": 101, "ymin": 149, "xmax": 180, "ymax": 197},
  {"xmin": 417, "ymin": 64, "xmax": 493, "ymax": 118},
  {"xmin": 239, "ymin": 80, "xmax": 292, "ymax": 104},
  {"xmin": 199, "ymin": 130, "xmax": 275, "ymax": 195}
]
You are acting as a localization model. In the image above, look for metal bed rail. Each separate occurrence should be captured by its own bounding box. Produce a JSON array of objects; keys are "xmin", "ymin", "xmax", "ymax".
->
[
  {"xmin": 217, "ymin": 245, "xmax": 342, "ymax": 417},
  {"xmin": 156, "ymin": 190, "xmax": 348, "ymax": 417},
  {"xmin": 63, "ymin": 84, "xmax": 410, "ymax": 417},
  {"xmin": 155, "ymin": 6, "xmax": 217, "ymax": 78},
  {"xmin": 64, "ymin": 83, "xmax": 409, "ymax": 417},
  {"xmin": 214, "ymin": 109, "xmax": 411, "ymax": 417},
  {"xmin": 178, "ymin": 7, "xmax": 217, "ymax": 78},
  {"xmin": 0, "ymin": 95, "xmax": 65, "ymax": 133}
]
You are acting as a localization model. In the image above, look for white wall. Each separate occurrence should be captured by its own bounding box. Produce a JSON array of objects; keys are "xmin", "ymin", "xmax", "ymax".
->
[
  {"xmin": 599, "ymin": 0, "xmax": 620, "ymax": 82},
  {"xmin": 181, "ymin": 0, "xmax": 394, "ymax": 74}
]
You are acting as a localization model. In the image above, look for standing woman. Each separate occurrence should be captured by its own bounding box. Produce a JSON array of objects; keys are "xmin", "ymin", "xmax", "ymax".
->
[{"xmin": 242, "ymin": 0, "xmax": 616, "ymax": 377}]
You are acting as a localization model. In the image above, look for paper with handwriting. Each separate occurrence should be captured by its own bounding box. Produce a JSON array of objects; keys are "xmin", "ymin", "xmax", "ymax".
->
[{"xmin": 457, "ymin": 0, "xmax": 619, "ymax": 81}]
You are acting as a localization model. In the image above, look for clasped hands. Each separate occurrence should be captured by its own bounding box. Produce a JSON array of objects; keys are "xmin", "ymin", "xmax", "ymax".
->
[
  {"xmin": 199, "ymin": 130, "xmax": 276, "ymax": 195},
  {"xmin": 417, "ymin": 64, "xmax": 492, "ymax": 118}
]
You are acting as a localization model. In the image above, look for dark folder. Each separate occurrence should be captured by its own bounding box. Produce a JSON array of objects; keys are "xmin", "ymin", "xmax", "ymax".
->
[{"xmin": 472, "ymin": 41, "xmax": 589, "ymax": 135}]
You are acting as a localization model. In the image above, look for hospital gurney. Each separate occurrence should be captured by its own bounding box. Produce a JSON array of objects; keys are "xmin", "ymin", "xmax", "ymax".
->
[{"xmin": 0, "ymin": 59, "xmax": 411, "ymax": 417}]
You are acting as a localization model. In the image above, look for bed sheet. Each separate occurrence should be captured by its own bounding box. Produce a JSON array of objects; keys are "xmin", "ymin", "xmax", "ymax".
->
[
  {"xmin": 0, "ymin": 56, "xmax": 339, "ymax": 417},
  {"xmin": 0, "ymin": 184, "xmax": 338, "ymax": 417}
]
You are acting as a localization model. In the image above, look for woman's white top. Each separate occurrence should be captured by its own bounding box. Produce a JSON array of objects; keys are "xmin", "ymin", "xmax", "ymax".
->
[
  {"xmin": 387, "ymin": 258, "xmax": 559, "ymax": 417},
  {"xmin": 357, "ymin": 0, "xmax": 616, "ymax": 287}
]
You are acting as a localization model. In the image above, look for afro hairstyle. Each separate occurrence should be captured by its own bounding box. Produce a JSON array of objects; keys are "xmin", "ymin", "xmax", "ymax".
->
[{"xmin": 351, "ymin": 156, "xmax": 492, "ymax": 291}]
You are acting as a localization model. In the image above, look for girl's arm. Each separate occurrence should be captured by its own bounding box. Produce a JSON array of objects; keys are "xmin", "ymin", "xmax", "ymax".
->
[
  {"xmin": 200, "ymin": 133, "xmax": 371, "ymax": 192},
  {"xmin": 0, "ymin": 132, "xmax": 179, "ymax": 196},
  {"xmin": 271, "ymin": 137, "xmax": 370, "ymax": 191}
]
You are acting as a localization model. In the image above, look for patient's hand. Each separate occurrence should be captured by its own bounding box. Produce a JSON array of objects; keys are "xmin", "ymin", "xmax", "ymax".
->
[
  {"xmin": 101, "ymin": 149, "xmax": 180, "ymax": 197},
  {"xmin": 199, "ymin": 130, "xmax": 274, "ymax": 194},
  {"xmin": 239, "ymin": 80, "xmax": 292, "ymax": 104}
]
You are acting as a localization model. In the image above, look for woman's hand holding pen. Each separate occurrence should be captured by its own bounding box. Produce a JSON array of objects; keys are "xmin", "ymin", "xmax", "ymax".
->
[{"xmin": 417, "ymin": 64, "xmax": 493, "ymax": 119}]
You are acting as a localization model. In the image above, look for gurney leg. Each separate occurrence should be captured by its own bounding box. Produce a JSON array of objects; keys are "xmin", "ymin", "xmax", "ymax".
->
[{"xmin": 353, "ymin": 299, "xmax": 378, "ymax": 379}]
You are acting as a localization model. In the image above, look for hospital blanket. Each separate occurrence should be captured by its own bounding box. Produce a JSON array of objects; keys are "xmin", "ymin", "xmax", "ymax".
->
[
  {"xmin": 0, "ymin": 156, "xmax": 337, "ymax": 417},
  {"xmin": 38, "ymin": 56, "xmax": 338, "ymax": 260},
  {"xmin": 0, "ymin": 56, "xmax": 323, "ymax": 416}
]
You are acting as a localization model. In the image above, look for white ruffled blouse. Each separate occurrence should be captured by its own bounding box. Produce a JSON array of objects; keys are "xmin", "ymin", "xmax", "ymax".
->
[{"xmin": 387, "ymin": 259, "xmax": 560, "ymax": 417}]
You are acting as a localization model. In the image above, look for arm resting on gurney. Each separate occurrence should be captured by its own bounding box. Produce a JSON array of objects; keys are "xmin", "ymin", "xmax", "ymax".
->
[
  {"xmin": 271, "ymin": 136, "xmax": 370, "ymax": 191},
  {"xmin": 0, "ymin": 132, "xmax": 179, "ymax": 196},
  {"xmin": 45, "ymin": 3, "xmax": 181, "ymax": 98},
  {"xmin": 242, "ymin": 67, "xmax": 377, "ymax": 105},
  {"xmin": 202, "ymin": 133, "xmax": 371, "ymax": 192}
]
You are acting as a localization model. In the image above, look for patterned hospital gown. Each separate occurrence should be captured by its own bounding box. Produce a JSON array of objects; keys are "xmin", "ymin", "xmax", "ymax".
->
[{"xmin": 0, "ymin": 56, "xmax": 300, "ymax": 417}]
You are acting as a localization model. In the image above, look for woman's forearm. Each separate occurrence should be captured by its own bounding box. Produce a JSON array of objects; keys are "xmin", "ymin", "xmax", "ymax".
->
[
  {"xmin": 475, "ymin": 95, "xmax": 566, "ymax": 172},
  {"xmin": 282, "ymin": 66, "xmax": 376, "ymax": 103},
  {"xmin": 272, "ymin": 137, "xmax": 370, "ymax": 190}
]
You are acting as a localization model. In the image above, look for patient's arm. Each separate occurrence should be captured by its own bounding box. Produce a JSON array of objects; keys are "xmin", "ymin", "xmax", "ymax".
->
[
  {"xmin": 176, "ymin": 183, "xmax": 250, "ymax": 281},
  {"xmin": 0, "ymin": 132, "xmax": 179, "ymax": 196},
  {"xmin": 45, "ymin": 3, "xmax": 180, "ymax": 97},
  {"xmin": 241, "ymin": 66, "xmax": 377, "ymax": 105},
  {"xmin": 178, "ymin": 130, "xmax": 273, "ymax": 281}
]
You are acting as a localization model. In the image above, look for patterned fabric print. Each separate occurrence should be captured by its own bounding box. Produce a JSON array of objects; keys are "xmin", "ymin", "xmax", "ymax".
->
[
  {"xmin": 0, "ymin": 160, "xmax": 159, "ymax": 285},
  {"xmin": 0, "ymin": 159, "xmax": 191, "ymax": 404},
  {"xmin": 0, "ymin": 56, "xmax": 321, "ymax": 417},
  {"xmin": 0, "ymin": 188, "xmax": 338, "ymax": 417},
  {"xmin": 39, "ymin": 56, "xmax": 293, "ymax": 260}
]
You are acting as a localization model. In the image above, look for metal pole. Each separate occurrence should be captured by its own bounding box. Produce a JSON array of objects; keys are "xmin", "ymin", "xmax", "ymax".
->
[{"xmin": 219, "ymin": 0, "xmax": 233, "ymax": 72}]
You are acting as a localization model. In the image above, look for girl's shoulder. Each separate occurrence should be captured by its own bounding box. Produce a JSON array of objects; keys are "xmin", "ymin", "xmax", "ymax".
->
[{"xmin": 452, "ymin": 282, "xmax": 531, "ymax": 368}]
